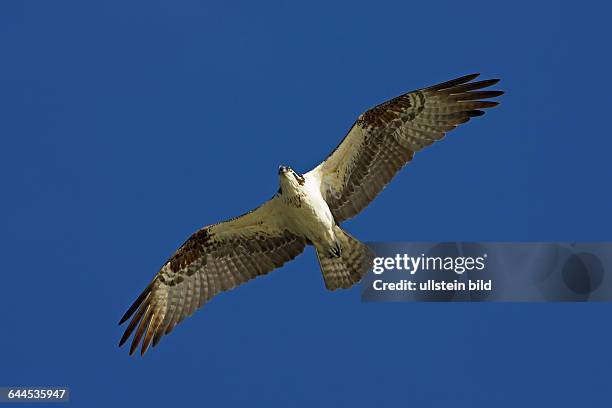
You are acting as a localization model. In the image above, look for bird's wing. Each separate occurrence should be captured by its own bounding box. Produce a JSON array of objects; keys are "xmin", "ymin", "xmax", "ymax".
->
[
  {"xmin": 118, "ymin": 196, "xmax": 306, "ymax": 355},
  {"xmin": 306, "ymin": 74, "xmax": 503, "ymax": 223}
]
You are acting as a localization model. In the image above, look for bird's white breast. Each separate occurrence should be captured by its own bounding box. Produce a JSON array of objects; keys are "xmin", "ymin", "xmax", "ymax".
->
[{"xmin": 282, "ymin": 174, "xmax": 335, "ymax": 246}]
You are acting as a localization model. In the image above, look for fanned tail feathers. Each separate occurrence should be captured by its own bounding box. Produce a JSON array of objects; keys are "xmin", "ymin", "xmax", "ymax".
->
[{"xmin": 316, "ymin": 226, "xmax": 374, "ymax": 290}]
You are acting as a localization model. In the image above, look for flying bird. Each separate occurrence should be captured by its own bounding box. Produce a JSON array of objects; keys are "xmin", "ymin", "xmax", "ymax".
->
[{"xmin": 119, "ymin": 73, "xmax": 503, "ymax": 355}]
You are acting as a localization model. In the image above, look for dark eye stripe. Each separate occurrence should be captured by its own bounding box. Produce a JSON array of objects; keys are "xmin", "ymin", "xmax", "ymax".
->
[{"xmin": 292, "ymin": 173, "xmax": 305, "ymax": 186}]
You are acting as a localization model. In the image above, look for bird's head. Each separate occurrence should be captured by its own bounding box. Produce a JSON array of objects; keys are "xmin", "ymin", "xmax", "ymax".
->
[{"xmin": 278, "ymin": 165, "xmax": 305, "ymax": 192}]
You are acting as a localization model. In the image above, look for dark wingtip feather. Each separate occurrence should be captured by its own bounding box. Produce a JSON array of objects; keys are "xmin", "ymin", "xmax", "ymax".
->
[
  {"xmin": 119, "ymin": 281, "xmax": 154, "ymax": 325},
  {"xmin": 457, "ymin": 73, "xmax": 480, "ymax": 82},
  {"xmin": 118, "ymin": 308, "xmax": 134, "ymax": 326},
  {"xmin": 426, "ymin": 73, "xmax": 480, "ymax": 91},
  {"xmin": 129, "ymin": 305, "xmax": 152, "ymax": 355},
  {"xmin": 118, "ymin": 329, "xmax": 132, "ymax": 347},
  {"xmin": 140, "ymin": 312, "xmax": 162, "ymax": 355},
  {"xmin": 467, "ymin": 110, "xmax": 486, "ymax": 117},
  {"xmin": 443, "ymin": 79, "xmax": 502, "ymax": 95},
  {"xmin": 140, "ymin": 335, "xmax": 152, "ymax": 355},
  {"xmin": 129, "ymin": 335, "xmax": 141, "ymax": 356},
  {"xmin": 118, "ymin": 289, "xmax": 152, "ymax": 352},
  {"xmin": 152, "ymin": 326, "xmax": 165, "ymax": 347},
  {"xmin": 456, "ymin": 73, "xmax": 480, "ymax": 83},
  {"xmin": 478, "ymin": 101, "xmax": 500, "ymax": 108},
  {"xmin": 456, "ymin": 90, "xmax": 504, "ymax": 101},
  {"xmin": 479, "ymin": 78, "xmax": 500, "ymax": 86}
]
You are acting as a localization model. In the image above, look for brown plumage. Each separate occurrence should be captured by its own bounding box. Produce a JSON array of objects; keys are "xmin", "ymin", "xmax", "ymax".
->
[
  {"xmin": 311, "ymin": 73, "xmax": 503, "ymax": 222},
  {"xmin": 119, "ymin": 200, "xmax": 307, "ymax": 355}
]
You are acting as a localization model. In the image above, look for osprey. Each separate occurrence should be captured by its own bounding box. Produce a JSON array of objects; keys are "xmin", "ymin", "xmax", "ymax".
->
[{"xmin": 119, "ymin": 73, "xmax": 503, "ymax": 355}]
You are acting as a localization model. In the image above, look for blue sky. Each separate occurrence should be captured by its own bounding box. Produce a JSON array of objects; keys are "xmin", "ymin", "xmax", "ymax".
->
[{"xmin": 1, "ymin": 1, "xmax": 611, "ymax": 407}]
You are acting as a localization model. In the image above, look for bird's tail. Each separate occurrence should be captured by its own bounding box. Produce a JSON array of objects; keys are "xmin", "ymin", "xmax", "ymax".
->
[{"xmin": 315, "ymin": 226, "xmax": 374, "ymax": 290}]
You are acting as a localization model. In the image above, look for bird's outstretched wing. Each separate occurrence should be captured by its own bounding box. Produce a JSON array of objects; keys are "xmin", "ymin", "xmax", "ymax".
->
[
  {"xmin": 118, "ymin": 197, "xmax": 306, "ymax": 355},
  {"xmin": 307, "ymin": 73, "xmax": 503, "ymax": 223}
]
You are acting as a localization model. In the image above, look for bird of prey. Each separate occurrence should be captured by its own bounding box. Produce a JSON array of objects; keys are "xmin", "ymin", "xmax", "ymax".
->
[{"xmin": 119, "ymin": 73, "xmax": 503, "ymax": 355}]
